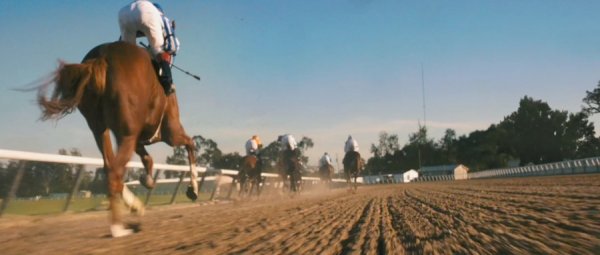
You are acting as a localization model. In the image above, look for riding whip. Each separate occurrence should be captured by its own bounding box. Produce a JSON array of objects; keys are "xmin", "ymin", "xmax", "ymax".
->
[{"xmin": 139, "ymin": 42, "xmax": 201, "ymax": 81}]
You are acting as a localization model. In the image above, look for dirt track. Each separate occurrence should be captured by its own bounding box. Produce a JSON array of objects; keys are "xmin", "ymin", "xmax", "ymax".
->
[{"xmin": 1, "ymin": 174, "xmax": 599, "ymax": 255}]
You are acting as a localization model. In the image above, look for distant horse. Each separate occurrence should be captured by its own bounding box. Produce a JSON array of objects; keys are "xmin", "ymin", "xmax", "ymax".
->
[
  {"xmin": 343, "ymin": 151, "xmax": 363, "ymax": 191},
  {"xmin": 319, "ymin": 164, "xmax": 333, "ymax": 186},
  {"xmin": 36, "ymin": 41, "xmax": 199, "ymax": 238},
  {"xmin": 278, "ymin": 150, "xmax": 302, "ymax": 193},
  {"xmin": 238, "ymin": 155, "xmax": 262, "ymax": 197}
]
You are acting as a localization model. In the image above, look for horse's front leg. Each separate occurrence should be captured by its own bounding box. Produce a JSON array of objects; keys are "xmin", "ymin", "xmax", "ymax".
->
[
  {"xmin": 279, "ymin": 170, "xmax": 288, "ymax": 191},
  {"xmin": 238, "ymin": 171, "xmax": 247, "ymax": 197},
  {"xmin": 135, "ymin": 144, "xmax": 155, "ymax": 189}
]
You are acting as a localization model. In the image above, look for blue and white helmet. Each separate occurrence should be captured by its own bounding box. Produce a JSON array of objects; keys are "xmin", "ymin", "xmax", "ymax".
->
[{"xmin": 153, "ymin": 2, "xmax": 164, "ymax": 14}]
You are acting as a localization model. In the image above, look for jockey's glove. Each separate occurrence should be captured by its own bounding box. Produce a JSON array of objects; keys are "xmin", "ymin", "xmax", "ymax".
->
[{"xmin": 156, "ymin": 52, "xmax": 172, "ymax": 63}]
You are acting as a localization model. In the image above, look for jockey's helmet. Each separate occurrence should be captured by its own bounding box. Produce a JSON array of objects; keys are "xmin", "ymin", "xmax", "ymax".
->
[
  {"xmin": 153, "ymin": 3, "xmax": 164, "ymax": 14},
  {"xmin": 252, "ymin": 135, "xmax": 262, "ymax": 146}
]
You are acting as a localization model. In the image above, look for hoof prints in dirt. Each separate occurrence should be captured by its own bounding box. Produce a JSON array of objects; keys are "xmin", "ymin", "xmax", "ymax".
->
[{"xmin": 1, "ymin": 174, "xmax": 599, "ymax": 254}]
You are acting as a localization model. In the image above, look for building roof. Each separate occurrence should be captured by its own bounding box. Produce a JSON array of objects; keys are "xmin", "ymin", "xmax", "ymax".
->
[{"xmin": 419, "ymin": 164, "xmax": 457, "ymax": 173}]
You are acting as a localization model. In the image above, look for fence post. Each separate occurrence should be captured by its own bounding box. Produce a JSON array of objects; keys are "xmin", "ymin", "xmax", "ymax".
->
[
  {"xmin": 63, "ymin": 168, "xmax": 85, "ymax": 212},
  {"xmin": 209, "ymin": 173, "xmax": 221, "ymax": 201},
  {"xmin": 0, "ymin": 161, "xmax": 26, "ymax": 217},
  {"xmin": 198, "ymin": 170, "xmax": 208, "ymax": 194},
  {"xmin": 144, "ymin": 170, "xmax": 161, "ymax": 205},
  {"xmin": 169, "ymin": 172, "xmax": 186, "ymax": 205},
  {"xmin": 226, "ymin": 177, "xmax": 237, "ymax": 199},
  {"xmin": 567, "ymin": 161, "xmax": 575, "ymax": 174}
]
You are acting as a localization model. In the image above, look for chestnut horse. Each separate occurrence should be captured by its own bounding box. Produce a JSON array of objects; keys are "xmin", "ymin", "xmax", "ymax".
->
[
  {"xmin": 238, "ymin": 155, "xmax": 262, "ymax": 197},
  {"xmin": 36, "ymin": 41, "xmax": 199, "ymax": 237},
  {"xmin": 343, "ymin": 151, "xmax": 363, "ymax": 192}
]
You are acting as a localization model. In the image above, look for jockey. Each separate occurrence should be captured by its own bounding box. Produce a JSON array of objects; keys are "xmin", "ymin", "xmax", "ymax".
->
[
  {"xmin": 344, "ymin": 135, "xmax": 359, "ymax": 153},
  {"xmin": 245, "ymin": 135, "xmax": 263, "ymax": 156},
  {"xmin": 319, "ymin": 152, "xmax": 333, "ymax": 168},
  {"xmin": 277, "ymin": 134, "xmax": 298, "ymax": 170},
  {"xmin": 343, "ymin": 135, "xmax": 360, "ymax": 166},
  {"xmin": 245, "ymin": 135, "xmax": 263, "ymax": 170},
  {"xmin": 118, "ymin": 0, "xmax": 180, "ymax": 95},
  {"xmin": 278, "ymin": 134, "xmax": 297, "ymax": 152}
]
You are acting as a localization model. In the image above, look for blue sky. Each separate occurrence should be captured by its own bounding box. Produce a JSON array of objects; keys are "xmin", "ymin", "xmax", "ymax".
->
[{"xmin": 1, "ymin": 1, "xmax": 600, "ymax": 168}]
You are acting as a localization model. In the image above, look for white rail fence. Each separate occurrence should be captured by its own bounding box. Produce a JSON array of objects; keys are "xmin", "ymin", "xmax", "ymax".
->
[
  {"xmin": 0, "ymin": 149, "xmax": 345, "ymax": 216},
  {"xmin": 468, "ymin": 157, "xmax": 600, "ymax": 179},
  {"xmin": 409, "ymin": 157, "xmax": 600, "ymax": 182}
]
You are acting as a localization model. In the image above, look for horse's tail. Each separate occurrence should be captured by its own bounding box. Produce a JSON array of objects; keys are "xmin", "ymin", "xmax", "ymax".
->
[{"xmin": 37, "ymin": 58, "xmax": 107, "ymax": 120}]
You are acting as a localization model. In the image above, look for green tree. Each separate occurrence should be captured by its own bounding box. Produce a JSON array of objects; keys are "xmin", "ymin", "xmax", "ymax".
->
[
  {"xmin": 407, "ymin": 125, "xmax": 439, "ymax": 166},
  {"xmin": 366, "ymin": 131, "xmax": 402, "ymax": 174},
  {"xmin": 213, "ymin": 152, "xmax": 243, "ymax": 170},
  {"xmin": 89, "ymin": 167, "xmax": 108, "ymax": 194},
  {"xmin": 370, "ymin": 131, "xmax": 400, "ymax": 158},
  {"xmin": 583, "ymin": 81, "xmax": 600, "ymax": 114},
  {"xmin": 297, "ymin": 136, "xmax": 314, "ymax": 165},
  {"xmin": 563, "ymin": 112, "xmax": 600, "ymax": 158},
  {"xmin": 501, "ymin": 96, "xmax": 570, "ymax": 164},
  {"xmin": 165, "ymin": 146, "xmax": 188, "ymax": 178},
  {"xmin": 260, "ymin": 140, "xmax": 281, "ymax": 173},
  {"xmin": 16, "ymin": 148, "xmax": 83, "ymax": 197},
  {"xmin": 438, "ymin": 129, "xmax": 458, "ymax": 164},
  {"xmin": 0, "ymin": 161, "xmax": 17, "ymax": 198},
  {"xmin": 455, "ymin": 125, "xmax": 515, "ymax": 171},
  {"xmin": 192, "ymin": 135, "xmax": 222, "ymax": 167}
]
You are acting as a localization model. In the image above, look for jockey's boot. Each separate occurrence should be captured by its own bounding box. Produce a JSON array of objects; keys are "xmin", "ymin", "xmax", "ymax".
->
[
  {"xmin": 156, "ymin": 52, "xmax": 175, "ymax": 95},
  {"xmin": 158, "ymin": 60, "xmax": 174, "ymax": 95}
]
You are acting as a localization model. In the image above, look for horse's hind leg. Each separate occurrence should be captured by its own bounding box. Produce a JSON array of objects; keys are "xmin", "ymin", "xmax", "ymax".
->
[
  {"xmin": 182, "ymin": 137, "xmax": 199, "ymax": 201},
  {"xmin": 344, "ymin": 170, "xmax": 352, "ymax": 191},
  {"xmin": 254, "ymin": 173, "xmax": 263, "ymax": 197},
  {"xmin": 108, "ymin": 136, "xmax": 138, "ymax": 238},
  {"xmin": 135, "ymin": 144, "xmax": 155, "ymax": 189},
  {"xmin": 93, "ymin": 129, "xmax": 136, "ymax": 237},
  {"xmin": 249, "ymin": 174, "xmax": 259, "ymax": 197}
]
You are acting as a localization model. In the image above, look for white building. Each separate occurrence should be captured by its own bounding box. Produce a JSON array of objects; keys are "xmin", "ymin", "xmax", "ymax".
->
[
  {"xmin": 402, "ymin": 169, "xmax": 419, "ymax": 183},
  {"xmin": 454, "ymin": 164, "xmax": 469, "ymax": 180}
]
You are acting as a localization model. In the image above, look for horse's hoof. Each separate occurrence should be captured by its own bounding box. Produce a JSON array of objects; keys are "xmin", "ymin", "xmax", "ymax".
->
[
  {"xmin": 139, "ymin": 174, "xmax": 155, "ymax": 189},
  {"xmin": 110, "ymin": 224, "xmax": 134, "ymax": 238},
  {"xmin": 186, "ymin": 186, "xmax": 198, "ymax": 201}
]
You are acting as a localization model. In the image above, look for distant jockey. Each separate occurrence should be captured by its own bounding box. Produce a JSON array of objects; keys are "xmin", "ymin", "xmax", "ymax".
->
[
  {"xmin": 245, "ymin": 135, "xmax": 263, "ymax": 156},
  {"xmin": 245, "ymin": 135, "xmax": 263, "ymax": 170},
  {"xmin": 343, "ymin": 135, "xmax": 360, "ymax": 166},
  {"xmin": 278, "ymin": 134, "xmax": 297, "ymax": 152},
  {"xmin": 277, "ymin": 134, "xmax": 298, "ymax": 171},
  {"xmin": 319, "ymin": 152, "xmax": 333, "ymax": 168},
  {"xmin": 118, "ymin": 0, "xmax": 180, "ymax": 94},
  {"xmin": 344, "ymin": 135, "xmax": 359, "ymax": 153}
]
